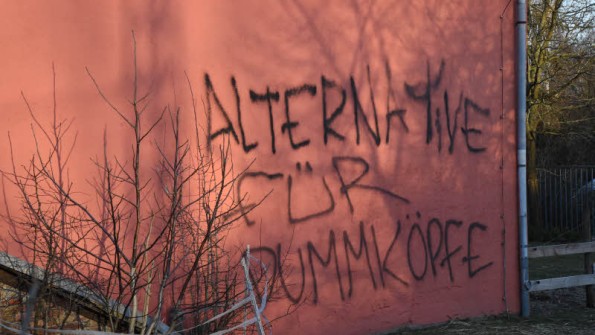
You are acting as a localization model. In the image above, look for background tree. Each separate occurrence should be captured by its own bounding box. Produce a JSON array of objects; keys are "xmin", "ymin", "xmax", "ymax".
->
[{"xmin": 526, "ymin": 0, "xmax": 594, "ymax": 235}]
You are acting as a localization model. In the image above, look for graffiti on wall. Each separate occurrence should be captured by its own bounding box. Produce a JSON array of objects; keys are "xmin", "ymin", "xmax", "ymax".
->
[
  {"xmin": 245, "ymin": 217, "xmax": 493, "ymax": 305},
  {"xmin": 204, "ymin": 59, "xmax": 494, "ymax": 305},
  {"xmin": 205, "ymin": 60, "xmax": 490, "ymax": 155}
]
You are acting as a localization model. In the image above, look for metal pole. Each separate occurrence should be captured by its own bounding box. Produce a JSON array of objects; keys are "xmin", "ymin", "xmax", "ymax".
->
[
  {"xmin": 516, "ymin": 0, "xmax": 530, "ymax": 318},
  {"xmin": 241, "ymin": 247, "xmax": 266, "ymax": 335}
]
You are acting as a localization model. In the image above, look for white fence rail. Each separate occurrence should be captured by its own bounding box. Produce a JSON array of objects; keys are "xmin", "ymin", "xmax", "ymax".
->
[{"xmin": 527, "ymin": 240, "xmax": 595, "ymax": 307}]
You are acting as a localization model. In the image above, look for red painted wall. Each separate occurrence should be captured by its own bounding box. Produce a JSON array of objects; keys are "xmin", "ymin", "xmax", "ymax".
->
[{"xmin": 0, "ymin": 1, "xmax": 519, "ymax": 334}]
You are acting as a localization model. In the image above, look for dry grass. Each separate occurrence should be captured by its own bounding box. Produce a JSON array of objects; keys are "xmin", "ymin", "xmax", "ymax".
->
[{"xmin": 391, "ymin": 306, "xmax": 594, "ymax": 335}]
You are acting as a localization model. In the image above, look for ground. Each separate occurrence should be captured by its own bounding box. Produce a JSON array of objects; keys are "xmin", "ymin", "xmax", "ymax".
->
[{"xmin": 389, "ymin": 254, "xmax": 595, "ymax": 335}]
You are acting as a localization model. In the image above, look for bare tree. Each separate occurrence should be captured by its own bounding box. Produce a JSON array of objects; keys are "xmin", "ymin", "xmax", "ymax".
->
[
  {"xmin": 526, "ymin": 0, "xmax": 594, "ymax": 235},
  {"xmin": 1, "ymin": 34, "xmax": 259, "ymax": 334}
]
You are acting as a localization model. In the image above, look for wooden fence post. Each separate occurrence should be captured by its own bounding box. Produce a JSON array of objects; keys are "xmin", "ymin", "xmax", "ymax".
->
[{"xmin": 582, "ymin": 194, "xmax": 594, "ymax": 308}]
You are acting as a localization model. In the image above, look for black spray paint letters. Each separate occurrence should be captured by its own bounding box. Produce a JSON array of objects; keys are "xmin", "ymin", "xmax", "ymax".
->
[
  {"xmin": 404, "ymin": 60, "xmax": 490, "ymax": 154},
  {"xmin": 244, "ymin": 216, "xmax": 493, "ymax": 305},
  {"xmin": 282, "ymin": 84, "xmax": 317, "ymax": 150},
  {"xmin": 249, "ymin": 87, "xmax": 279, "ymax": 153},
  {"xmin": 204, "ymin": 60, "xmax": 488, "ymax": 153},
  {"xmin": 236, "ymin": 155, "xmax": 409, "ymax": 226}
]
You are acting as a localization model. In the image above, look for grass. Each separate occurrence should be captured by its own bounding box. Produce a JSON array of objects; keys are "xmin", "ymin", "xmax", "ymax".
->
[
  {"xmin": 530, "ymin": 253, "xmax": 587, "ymax": 279},
  {"xmin": 391, "ymin": 311, "xmax": 595, "ymax": 335}
]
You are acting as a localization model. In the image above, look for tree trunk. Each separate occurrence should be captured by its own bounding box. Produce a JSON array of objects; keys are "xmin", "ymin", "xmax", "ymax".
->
[{"xmin": 527, "ymin": 131, "xmax": 542, "ymax": 239}]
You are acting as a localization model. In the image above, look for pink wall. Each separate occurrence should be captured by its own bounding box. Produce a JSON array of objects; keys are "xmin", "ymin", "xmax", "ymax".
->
[{"xmin": 0, "ymin": 1, "xmax": 519, "ymax": 334}]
